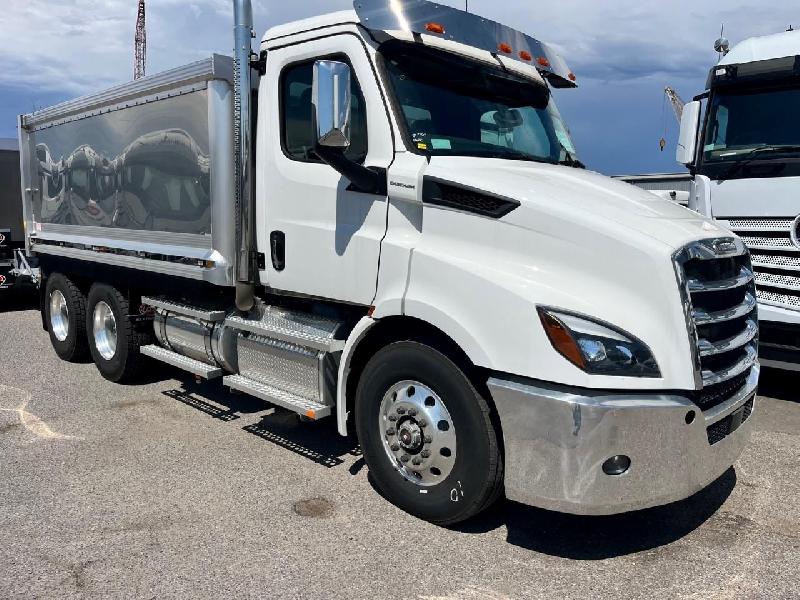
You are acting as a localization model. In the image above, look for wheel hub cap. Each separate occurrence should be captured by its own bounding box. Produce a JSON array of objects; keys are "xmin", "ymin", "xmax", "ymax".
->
[
  {"xmin": 379, "ymin": 380, "xmax": 457, "ymax": 487},
  {"xmin": 93, "ymin": 301, "xmax": 117, "ymax": 360},
  {"xmin": 49, "ymin": 290, "xmax": 69, "ymax": 342}
]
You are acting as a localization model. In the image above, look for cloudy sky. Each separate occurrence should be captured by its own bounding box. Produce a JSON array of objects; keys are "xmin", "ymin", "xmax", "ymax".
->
[{"xmin": 0, "ymin": 0, "xmax": 796, "ymax": 174}]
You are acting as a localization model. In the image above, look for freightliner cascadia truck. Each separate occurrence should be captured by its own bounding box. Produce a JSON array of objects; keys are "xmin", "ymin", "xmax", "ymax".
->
[
  {"xmin": 677, "ymin": 28, "xmax": 800, "ymax": 371},
  {"xmin": 18, "ymin": 0, "xmax": 759, "ymax": 524}
]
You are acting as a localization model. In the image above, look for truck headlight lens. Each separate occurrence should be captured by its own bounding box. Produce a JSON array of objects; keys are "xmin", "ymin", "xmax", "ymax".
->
[{"xmin": 537, "ymin": 308, "xmax": 660, "ymax": 377}]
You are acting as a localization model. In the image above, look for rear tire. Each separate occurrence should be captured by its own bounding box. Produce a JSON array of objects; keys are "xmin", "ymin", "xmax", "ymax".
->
[
  {"xmin": 45, "ymin": 273, "xmax": 89, "ymax": 362},
  {"xmin": 355, "ymin": 341, "xmax": 503, "ymax": 525},
  {"xmin": 86, "ymin": 283, "xmax": 148, "ymax": 383}
]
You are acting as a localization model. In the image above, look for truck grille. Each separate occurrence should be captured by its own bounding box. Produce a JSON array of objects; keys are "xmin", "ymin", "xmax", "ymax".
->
[
  {"xmin": 726, "ymin": 217, "xmax": 800, "ymax": 312},
  {"xmin": 674, "ymin": 238, "xmax": 758, "ymax": 412}
]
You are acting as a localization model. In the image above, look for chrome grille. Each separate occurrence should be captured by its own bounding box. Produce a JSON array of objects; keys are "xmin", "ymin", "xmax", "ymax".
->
[
  {"xmin": 726, "ymin": 216, "xmax": 800, "ymax": 312},
  {"xmin": 674, "ymin": 238, "xmax": 758, "ymax": 408}
]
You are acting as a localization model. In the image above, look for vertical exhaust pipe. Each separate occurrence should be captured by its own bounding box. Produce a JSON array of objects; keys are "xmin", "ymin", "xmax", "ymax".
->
[{"xmin": 233, "ymin": 0, "xmax": 256, "ymax": 311}]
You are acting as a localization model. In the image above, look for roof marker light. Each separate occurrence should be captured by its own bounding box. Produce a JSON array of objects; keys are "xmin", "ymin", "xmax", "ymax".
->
[
  {"xmin": 536, "ymin": 56, "xmax": 551, "ymax": 67},
  {"xmin": 498, "ymin": 43, "xmax": 513, "ymax": 54},
  {"xmin": 425, "ymin": 22, "xmax": 445, "ymax": 34},
  {"xmin": 519, "ymin": 50, "xmax": 533, "ymax": 61},
  {"xmin": 568, "ymin": 72, "xmax": 577, "ymax": 82}
]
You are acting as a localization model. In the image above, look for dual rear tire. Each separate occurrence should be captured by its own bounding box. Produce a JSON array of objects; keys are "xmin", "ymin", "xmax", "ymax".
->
[{"xmin": 45, "ymin": 275, "xmax": 147, "ymax": 382}]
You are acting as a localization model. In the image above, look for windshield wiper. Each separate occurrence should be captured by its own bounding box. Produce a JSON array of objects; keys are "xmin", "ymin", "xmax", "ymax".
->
[
  {"xmin": 717, "ymin": 144, "xmax": 800, "ymax": 181},
  {"xmin": 462, "ymin": 148, "xmax": 556, "ymax": 164},
  {"xmin": 559, "ymin": 145, "xmax": 585, "ymax": 169}
]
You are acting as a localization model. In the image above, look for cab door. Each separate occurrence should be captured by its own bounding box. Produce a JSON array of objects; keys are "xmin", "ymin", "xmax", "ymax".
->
[{"xmin": 256, "ymin": 34, "xmax": 393, "ymax": 305}]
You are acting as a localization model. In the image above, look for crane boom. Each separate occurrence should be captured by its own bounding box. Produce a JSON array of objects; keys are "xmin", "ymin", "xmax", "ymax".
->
[{"xmin": 134, "ymin": 0, "xmax": 146, "ymax": 80}]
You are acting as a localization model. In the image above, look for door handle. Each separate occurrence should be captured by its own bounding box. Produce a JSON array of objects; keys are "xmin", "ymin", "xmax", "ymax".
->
[{"xmin": 270, "ymin": 231, "xmax": 285, "ymax": 271}]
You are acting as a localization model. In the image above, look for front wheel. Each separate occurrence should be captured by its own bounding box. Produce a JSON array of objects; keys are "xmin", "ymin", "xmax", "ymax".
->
[{"xmin": 355, "ymin": 341, "xmax": 503, "ymax": 525}]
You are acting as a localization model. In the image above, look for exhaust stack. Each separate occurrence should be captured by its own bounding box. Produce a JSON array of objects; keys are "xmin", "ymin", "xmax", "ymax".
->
[{"xmin": 233, "ymin": 0, "xmax": 255, "ymax": 311}]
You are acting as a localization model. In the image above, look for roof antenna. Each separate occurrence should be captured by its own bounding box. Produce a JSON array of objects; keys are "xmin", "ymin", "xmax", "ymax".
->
[
  {"xmin": 465, "ymin": 1, "xmax": 469, "ymax": 11},
  {"xmin": 714, "ymin": 24, "xmax": 730, "ymax": 59},
  {"xmin": 788, "ymin": 25, "xmax": 795, "ymax": 32}
]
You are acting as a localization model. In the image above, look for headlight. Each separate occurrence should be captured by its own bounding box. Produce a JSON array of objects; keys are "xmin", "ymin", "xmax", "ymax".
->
[{"xmin": 537, "ymin": 307, "xmax": 660, "ymax": 377}]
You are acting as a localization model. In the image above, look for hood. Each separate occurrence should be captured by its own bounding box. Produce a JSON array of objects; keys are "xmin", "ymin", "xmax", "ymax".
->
[{"xmin": 425, "ymin": 156, "xmax": 729, "ymax": 252}]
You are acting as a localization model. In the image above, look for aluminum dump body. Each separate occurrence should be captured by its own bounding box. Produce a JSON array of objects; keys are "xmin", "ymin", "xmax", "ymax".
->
[{"xmin": 18, "ymin": 55, "xmax": 236, "ymax": 286}]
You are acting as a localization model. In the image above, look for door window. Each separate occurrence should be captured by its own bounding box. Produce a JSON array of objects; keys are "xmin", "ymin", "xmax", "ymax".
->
[{"xmin": 281, "ymin": 60, "xmax": 368, "ymax": 163}]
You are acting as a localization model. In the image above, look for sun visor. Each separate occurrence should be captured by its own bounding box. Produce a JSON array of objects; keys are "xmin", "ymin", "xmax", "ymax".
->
[{"xmin": 353, "ymin": 0, "xmax": 577, "ymax": 88}]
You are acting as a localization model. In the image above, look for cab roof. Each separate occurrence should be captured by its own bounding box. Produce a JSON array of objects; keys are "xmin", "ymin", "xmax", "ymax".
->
[
  {"xmin": 262, "ymin": 10, "xmax": 358, "ymax": 44},
  {"xmin": 719, "ymin": 29, "xmax": 800, "ymax": 65}
]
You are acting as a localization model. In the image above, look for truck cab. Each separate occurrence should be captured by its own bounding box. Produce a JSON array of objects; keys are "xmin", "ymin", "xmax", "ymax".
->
[
  {"xmin": 19, "ymin": 0, "xmax": 759, "ymax": 524},
  {"xmin": 677, "ymin": 29, "xmax": 800, "ymax": 369}
]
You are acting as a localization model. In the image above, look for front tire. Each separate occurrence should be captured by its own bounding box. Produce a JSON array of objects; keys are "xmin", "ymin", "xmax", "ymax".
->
[
  {"xmin": 355, "ymin": 341, "xmax": 503, "ymax": 525},
  {"xmin": 86, "ymin": 283, "xmax": 147, "ymax": 383},
  {"xmin": 45, "ymin": 273, "xmax": 89, "ymax": 362}
]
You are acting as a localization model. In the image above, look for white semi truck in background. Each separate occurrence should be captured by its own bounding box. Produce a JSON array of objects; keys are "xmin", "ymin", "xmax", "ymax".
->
[
  {"xmin": 676, "ymin": 28, "xmax": 800, "ymax": 371},
  {"xmin": 17, "ymin": 0, "xmax": 759, "ymax": 524}
]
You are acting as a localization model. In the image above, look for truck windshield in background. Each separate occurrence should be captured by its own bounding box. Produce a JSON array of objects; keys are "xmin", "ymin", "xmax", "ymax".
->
[
  {"xmin": 699, "ymin": 82, "xmax": 800, "ymax": 179},
  {"xmin": 380, "ymin": 40, "xmax": 580, "ymax": 166}
]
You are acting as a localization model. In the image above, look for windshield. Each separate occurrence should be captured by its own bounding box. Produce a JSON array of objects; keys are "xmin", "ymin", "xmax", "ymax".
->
[
  {"xmin": 702, "ymin": 84, "xmax": 800, "ymax": 163},
  {"xmin": 380, "ymin": 40, "xmax": 579, "ymax": 165}
]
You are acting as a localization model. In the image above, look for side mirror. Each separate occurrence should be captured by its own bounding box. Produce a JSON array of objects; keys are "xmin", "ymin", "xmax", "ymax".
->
[
  {"xmin": 676, "ymin": 100, "xmax": 701, "ymax": 166},
  {"xmin": 313, "ymin": 60, "xmax": 352, "ymax": 149}
]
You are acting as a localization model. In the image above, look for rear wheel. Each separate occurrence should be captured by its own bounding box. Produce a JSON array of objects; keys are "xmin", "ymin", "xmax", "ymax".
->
[
  {"xmin": 45, "ymin": 273, "xmax": 89, "ymax": 362},
  {"xmin": 86, "ymin": 283, "xmax": 148, "ymax": 383},
  {"xmin": 355, "ymin": 341, "xmax": 503, "ymax": 525}
]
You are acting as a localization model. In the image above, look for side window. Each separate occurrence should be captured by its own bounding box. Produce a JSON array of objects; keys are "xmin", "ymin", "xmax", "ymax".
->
[{"xmin": 281, "ymin": 60, "xmax": 368, "ymax": 163}]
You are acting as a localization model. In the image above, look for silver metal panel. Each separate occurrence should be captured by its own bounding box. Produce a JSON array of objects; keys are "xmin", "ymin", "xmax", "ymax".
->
[
  {"xmin": 224, "ymin": 375, "xmax": 332, "ymax": 419},
  {"xmin": 140, "ymin": 344, "xmax": 223, "ymax": 379},
  {"xmin": 29, "ymin": 90, "xmax": 212, "ymax": 236},
  {"xmin": 354, "ymin": 0, "xmax": 577, "ymax": 88},
  {"xmin": 238, "ymin": 334, "xmax": 321, "ymax": 401},
  {"xmin": 142, "ymin": 296, "xmax": 225, "ymax": 322},
  {"xmin": 31, "ymin": 243, "xmax": 206, "ymax": 280},
  {"xmin": 22, "ymin": 55, "xmax": 234, "ymax": 129}
]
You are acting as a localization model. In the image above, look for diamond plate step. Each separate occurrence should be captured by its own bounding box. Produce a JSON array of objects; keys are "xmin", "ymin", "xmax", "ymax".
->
[
  {"xmin": 225, "ymin": 312, "xmax": 345, "ymax": 352},
  {"xmin": 224, "ymin": 375, "xmax": 332, "ymax": 420},
  {"xmin": 141, "ymin": 345, "xmax": 223, "ymax": 379},
  {"xmin": 142, "ymin": 296, "xmax": 226, "ymax": 322}
]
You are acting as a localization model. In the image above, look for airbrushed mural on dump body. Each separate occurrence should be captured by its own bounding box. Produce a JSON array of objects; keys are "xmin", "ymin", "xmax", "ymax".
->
[{"xmin": 16, "ymin": 0, "xmax": 759, "ymax": 524}]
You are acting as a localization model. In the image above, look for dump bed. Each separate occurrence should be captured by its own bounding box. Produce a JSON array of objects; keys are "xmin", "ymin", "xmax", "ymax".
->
[{"xmin": 18, "ymin": 55, "xmax": 237, "ymax": 286}]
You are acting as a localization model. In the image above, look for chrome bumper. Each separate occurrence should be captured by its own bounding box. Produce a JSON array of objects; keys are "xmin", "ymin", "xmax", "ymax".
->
[{"xmin": 488, "ymin": 364, "xmax": 759, "ymax": 515}]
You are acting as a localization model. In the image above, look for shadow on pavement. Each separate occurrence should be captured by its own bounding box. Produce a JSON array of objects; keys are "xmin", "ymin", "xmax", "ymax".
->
[
  {"xmin": 759, "ymin": 366, "xmax": 799, "ymax": 403},
  {"xmin": 0, "ymin": 288, "xmax": 38, "ymax": 313},
  {"xmin": 455, "ymin": 467, "xmax": 736, "ymax": 559}
]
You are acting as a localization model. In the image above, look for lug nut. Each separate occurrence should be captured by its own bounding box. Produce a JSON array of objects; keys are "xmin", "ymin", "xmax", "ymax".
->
[
  {"xmin": 412, "ymin": 457, "xmax": 422, "ymax": 465},
  {"xmin": 424, "ymin": 435, "xmax": 433, "ymax": 444},
  {"xmin": 397, "ymin": 407, "xmax": 406, "ymax": 415},
  {"xmin": 401, "ymin": 454, "xmax": 410, "ymax": 463},
  {"xmin": 391, "ymin": 443, "xmax": 400, "ymax": 451},
  {"xmin": 417, "ymin": 419, "xmax": 427, "ymax": 427},
  {"xmin": 421, "ymin": 450, "xmax": 431, "ymax": 458},
  {"xmin": 388, "ymin": 415, "xmax": 398, "ymax": 422},
  {"xmin": 408, "ymin": 408, "xmax": 417, "ymax": 416},
  {"xmin": 386, "ymin": 428, "xmax": 396, "ymax": 436}
]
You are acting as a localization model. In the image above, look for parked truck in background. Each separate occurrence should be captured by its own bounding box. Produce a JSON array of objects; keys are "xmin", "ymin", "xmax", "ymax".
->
[
  {"xmin": 676, "ymin": 28, "xmax": 800, "ymax": 371},
  {"xmin": 0, "ymin": 138, "xmax": 37, "ymax": 296},
  {"xmin": 17, "ymin": 0, "xmax": 759, "ymax": 524}
]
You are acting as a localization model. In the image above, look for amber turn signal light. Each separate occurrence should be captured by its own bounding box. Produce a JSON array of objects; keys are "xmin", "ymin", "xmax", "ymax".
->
[
  {"xmin": 538, "ymin": 310, "xmax": 586, "ymax": 369},
  {"xmin": 425, "ymin": 22, "xmax": 445, "ymax": 34}
]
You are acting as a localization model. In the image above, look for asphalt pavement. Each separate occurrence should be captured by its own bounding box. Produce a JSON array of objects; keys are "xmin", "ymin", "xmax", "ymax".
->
[{"xmin": 1, "ymin": 294, "xmax": 798, "ymax": 599}]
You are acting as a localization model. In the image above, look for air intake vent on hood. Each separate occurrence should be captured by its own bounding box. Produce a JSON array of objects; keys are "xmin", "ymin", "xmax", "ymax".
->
[{"xmin": 422, "ymin": 177, "xmax": 520, "ymax": 218}]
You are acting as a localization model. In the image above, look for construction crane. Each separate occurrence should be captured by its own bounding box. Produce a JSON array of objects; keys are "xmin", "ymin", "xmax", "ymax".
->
[
  {"xmin": 134, "ymin": 0, "xmax": 146, "ymax": 80},
  {"xmin": 659, "ymin": 86, "xmax": 686, "ymax": 151}
]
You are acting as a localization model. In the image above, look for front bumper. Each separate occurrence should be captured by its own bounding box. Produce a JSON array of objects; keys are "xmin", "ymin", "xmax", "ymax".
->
[{"xmin": 488, "ymin": 364, "xmax": 759, "ymax": 515}]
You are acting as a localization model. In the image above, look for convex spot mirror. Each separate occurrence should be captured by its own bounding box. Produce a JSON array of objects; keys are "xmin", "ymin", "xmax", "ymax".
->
[{"xmin": 313, "ymin": 60, "xmax": 352, "ymax": 149}]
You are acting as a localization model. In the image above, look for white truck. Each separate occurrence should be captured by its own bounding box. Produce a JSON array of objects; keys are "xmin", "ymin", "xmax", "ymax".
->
[
  {"xmin": 677, "ymin": 28, "xmax": 800, "ymax": 371},
  {"xmin": 18, "ymin": 0, "xmax": 759, "ymax": 524}
]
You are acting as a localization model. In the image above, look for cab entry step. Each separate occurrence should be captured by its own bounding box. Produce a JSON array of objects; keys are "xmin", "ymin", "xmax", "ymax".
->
[
  {"xmin": 140, "ymin": 344, "xmax": 223, "ymax": 379},
  {"xmin": 223, "ymin": 374, "xmax": 332, "ymax": 420}
]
